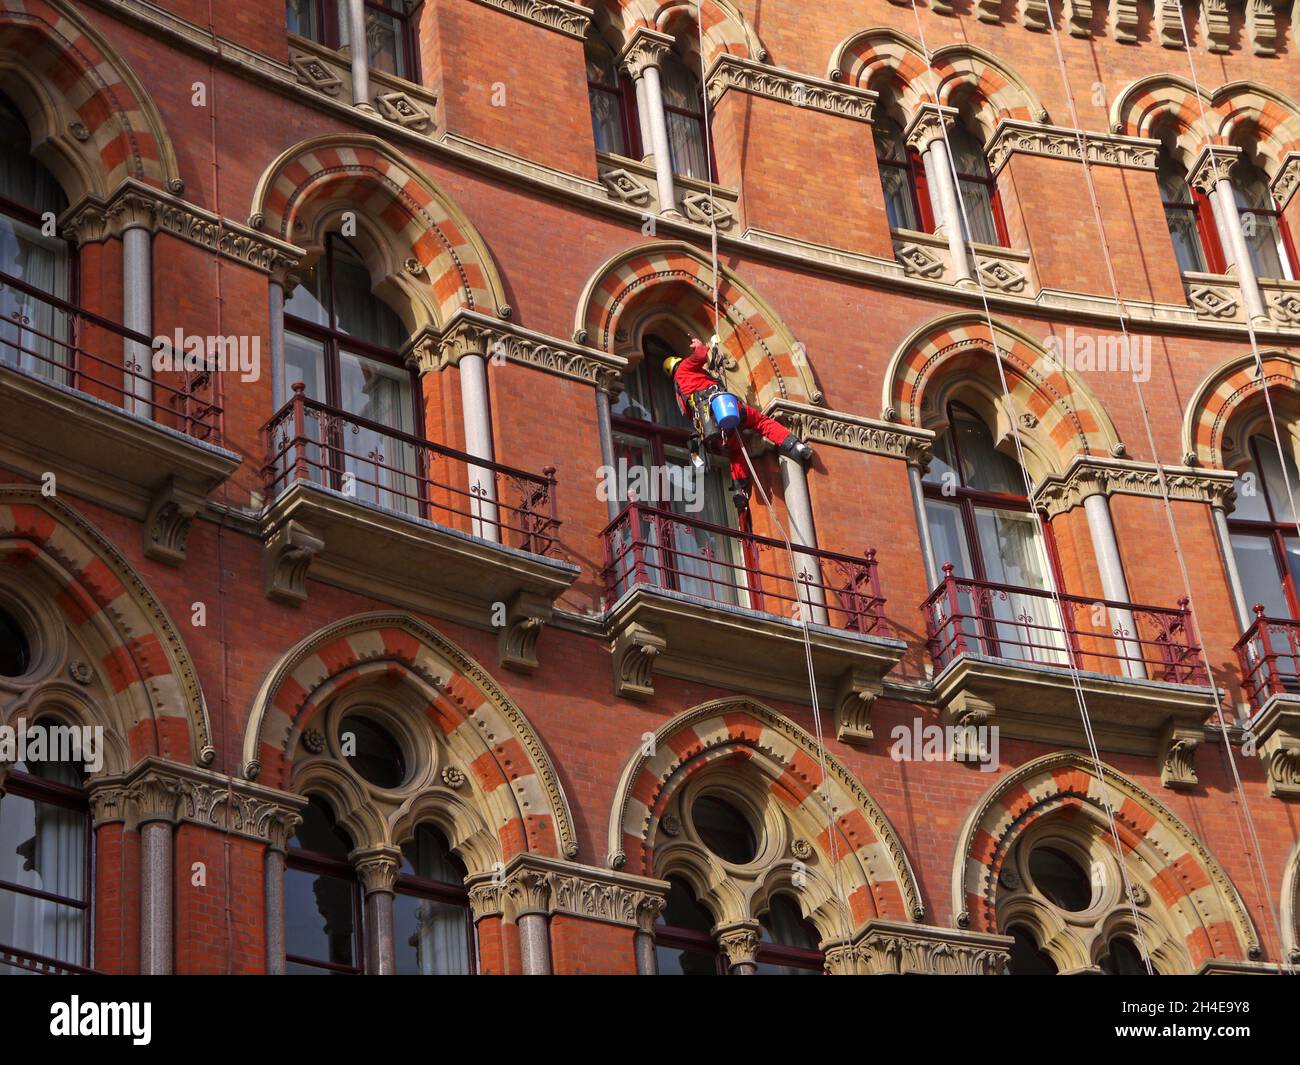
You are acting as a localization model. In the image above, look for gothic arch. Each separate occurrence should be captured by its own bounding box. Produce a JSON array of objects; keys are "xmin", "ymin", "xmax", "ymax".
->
[
  {"xmin": 882, "ymin": 313, "xmax": 1121, "ymax": 480},
  {"xmin": 1182, "ymin": 349, "xmax": 1300, "ymax": 469},
  {"xmin": 0, "ymin": 0, "xmax": 182, "ymax": 201},
  {"xmin": 598, "ymin": 0, "xmax": 765, "ymax": 70},
  {"xmin": 830, "ymin": 30, "xmax": 1048, "ymax": 133},
  {"xmin": 1113, "ymin": 76, "xmax": 1300, "ymax": 177},
  {"xmin": 241, "ymin": 612, "xmax": 577, "ymax": 863},
  {"xmin": 574, "ymin": 240, "xmax": 822, "ymax": 407},
  {"xmin": 606, "ymin": 696, "xmax": 924, "ymax": 930},
  {"xmin": 249, "ymin": 134, "xmax": 508, "ymax": 331},
  {"xmin": 952, "ymin": 751, "xmax": 1260, "ymax": 968},
  {"xmin": 0, "ymin": 486, "xmax": 213, "ymax": 773}
]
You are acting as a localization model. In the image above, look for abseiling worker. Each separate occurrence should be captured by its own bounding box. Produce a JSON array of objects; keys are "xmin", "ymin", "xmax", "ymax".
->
[{"xmin": 663, "ymin": 336, "xmax": 814, "ymax": 509}]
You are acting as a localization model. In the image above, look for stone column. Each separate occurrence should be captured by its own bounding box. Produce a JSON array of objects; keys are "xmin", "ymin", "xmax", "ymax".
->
[
  {"xmin": 269, "ymin": 279, "xmax": 286, "ymax": 409},
  {"xmin": 622, "ymin": 30, "xmax": 677, "ymax": 215},
  {"xmin": 505, "ymin": 868, "xmax": 554, "ymax": 975},
  {"xmin": 779, "ymin": 450, "xmax": 829, "ymax": 625},
  {"xmin": 433, "ymin": 319, "xmax": 501, "ymax": 543},
  {"xmin": 125, "ymin": 770, "xmax": 181, "ymax": 975},
  {"xmin": 346, "ymin": 0, "xmax": 371, "ymax": 109},
  {"xmin": 122, "ymin": 216, "xmax": 154, "ymax": 418},
  {"xmin": 595, "ymin": 381, "xmax": 621, "ymax": 522},
  {"xmin": 908, "ymin": 457, "xmax": 940, "ymax": 588},
  {"xmin": 634, "ymin": 895, "xmax": 666, "ymax": 975},
  {"xmin": 1212, "ymin": 502, "xmax": 1252, "ymax": 630},
  {"xmin": 263, "ymin": 808, "xmax": 301, "ymax": 976},
  {"xmin": 1080, "ymin": 489, "xmax": 1144, "ymax": 680},
  {"xmin": 1193, "ymin": 147, "xmax": 1268, "ymax": 323},
  {"xmin": 352, "ymin": 846, "xmax": 401, "ymax": 975},
  {"xmin": 632, "ymin": 75, "xmax": 654, "ymax": 163},
  {"xmin": 907, "ymin": 104, "xmax": 970, "ymax": 284},
  {"xmin": 716, "ymin": 921, "xmax": 761, "ymax": 975}
]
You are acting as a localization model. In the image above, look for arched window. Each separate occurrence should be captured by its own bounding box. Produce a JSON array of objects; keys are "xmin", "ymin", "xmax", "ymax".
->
[
  {"xmin": 1157, "ymin": 137, "xmax": 1221, "ymax": 273},
  {"xmin": 393, "ymin": 824, "xmax": 474, "ymax": 975},
  {"xmin": 286, "ymin": 0, "xmax": 419, "ymax": 81},
  {"xmin": 586, "ymin": 37, "xmax": 638, "ymax": 157},
  {"xmin": 755, "ymin": 894, "xmax": 823, "ymax": 975},
  {"xmin": 1228, "ymin": 432, "xmax": 1300, "ymax": 619},
  {"xmin": 0, "ymin": 93, "xmax": 71, "ymax": 384},
  {"xmin": 923, "ymin": 403, "xmax": 1066, "ymax": 663},
  {"xmin": 285, "ymin": 796, "xmax": 364, "ymax": 974},
  {"xmin": 609, "ymin": 330, "xmax": 744, "ymax": 604},
  {"xmin": 949, "ymin": 120, "xmax": 1007, "ymax": 247},
  {"xmin": 1099, "ymin": 935, "xmax": 1149, "ymax": 975},
  {"xmin": 1006, "ymin": 925, "xmax": 1058, "ymax": 975},
  {"xmin": 0, "ymin": 740, "xmax": 90, "ymax": 974},
  {"xmin": 660, "ymin": 52, "xmax": 709, "ymax": 181},
  {"xmin": 282, "ymin": 233, "xmax": 420, "ymax": 514},
  {"xmin": 655, "ymin": 875, "xmax": 721, "ymax": 974},
  {"xmin": 1232, "ymin": 154, "xmax": 1296, "ymax": 281},
  {"xmin": 874, "ymin": 114, "xmax": 928, "ymax": 233}
]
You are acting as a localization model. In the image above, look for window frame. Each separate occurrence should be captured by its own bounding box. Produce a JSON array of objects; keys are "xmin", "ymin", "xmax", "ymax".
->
[
  {"xmin": 658, "ymin": 53, "xmax": 715, "ymax": 183},
  {"xmin": 586, "ymin": 38, "xmax": 641, "ymax": 159},
  {"xmin": 1228, "ymin": 434, "xmax": 1300, "ymax": 620},
  {"xmin": 0, "ymin": 764, "xmax": 94, "ymax": 975},
  {"xmin": 949, "ymin": 125, "xmax": 1010, "ymax": 248},
  {"xmin": 391, "ymin": 847, "xmax": 477, "ymax": 976},
  {"xmin": 874, "ymin": 117, "xmax": 933, "ymax": 234},
  {"xmin": 284, "ymin": 835, "xmax": 367, "ymax": 975},
  {"xmin": 286, "ymin": 0, "xmax": 422, "ymax": 84}
]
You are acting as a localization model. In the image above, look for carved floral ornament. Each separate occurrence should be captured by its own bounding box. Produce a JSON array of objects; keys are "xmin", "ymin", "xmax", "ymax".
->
[
  {"xmin": 1032, "ymin": 456, "xmax": 1239, "ymax": 517},
  {"xmin": 705, "ymin": 55, "xmax": 876, "ymax": 123}
]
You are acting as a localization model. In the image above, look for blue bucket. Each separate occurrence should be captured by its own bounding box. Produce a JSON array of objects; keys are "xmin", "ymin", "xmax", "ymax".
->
[{"xmin": 709, "ymin": 391, "xmax": 742, "ymax": 431}]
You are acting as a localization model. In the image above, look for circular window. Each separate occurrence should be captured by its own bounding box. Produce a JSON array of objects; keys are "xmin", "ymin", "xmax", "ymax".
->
[
  {"xmin": 1028, "ymin": 845, "xmax": 1093, "ymax": 912},
  {"xmin": 0, "ymin": 607, "xmax": 30, "ymax": 677},
  {"xmin": 338, "ymin": 714, "xmax": 406, "ymax": 789},
  {"xmin": 691, "ymin": 795, "xmax": 757, "ymax": 864}
]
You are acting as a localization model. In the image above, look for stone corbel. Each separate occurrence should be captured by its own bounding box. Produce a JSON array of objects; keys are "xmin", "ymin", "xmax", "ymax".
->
[
  {"xmin": 945, "ymin": 694, "xmax": 997, "ymax": 767},
  {"xmin": 1248, "ymin": 698, "xmax": 1300, "ymax": 799},
  {"xmin": 498, "ymin": 589, "xmax": 553, "ymax": 673},
  {"xmin": 87, "ymin": 782, "xmax": 128, "ymax": 826},
  {"xmin": 1159, "ymin": 720, "xmax": 1202, "ymax": 790},
  {"xmin": 611, "ymin": 620, "xmax": 666, "ymax": 700},
  {"xmin": 466, "ymin": 877, "xmax": 507, "ymax": 921},
  {"xmin": 1022, "ymin": 0, "xmax": 1049, "ymax": 30},
  {"xmin": 1064, "ymin": 0, "xmax": 1092, "ymax": 35},
  {"xmin": 1201, "ymin": 0, "xmax": 1231, "ymax": 52},
  {"xmin": 1111, "ymin": 0, "xmax": 1140, "ymax": 42},
  {"xmin": 975, "ymin": 0, "xmax": 1001, "ymax": 22},
  {"xmin": 835, "ymin": 668, "xmax": 883, "ymax": 745},
  {"xmin": 1246, "ymin": 0, "xmax": 1280, "ymax": 56},
  {"xmin": 1272, "ymin": 153, "xmax": 1300, "ymax": 214},
  {"xmin": 263, "ymin": 519, "xmax": 323, "ymax": 605},
  {"xmin": 1155, "ymin": 0, "xmax": 1186, "ymax": 46},
  {"xmin": 833, "ymin": 920, "xmax": 1013, "ymax": 975},
  {"xmin": 143, "ymin": 477, "xmax": 206, "ymax": 566}
]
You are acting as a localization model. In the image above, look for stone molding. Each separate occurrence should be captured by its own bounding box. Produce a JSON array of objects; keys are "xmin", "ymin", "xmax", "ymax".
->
[
  {"xmin": 467, "ymin": 0, "xmax": 592, "ymax": 39},
  {"xmin": 62, "ymin": 179, "xmax": 302, "ymax": 281},
  {"xmin": 986, "ymin": 119, "xmax": 1160, "ymax": 176},
  {"xmin": 824, "ymin": 920, "xmax": 1012, "ymax": 975},
  {"xmin": 767, "ymin": 399, "xmax": 935, "ymax": 467},
  {"xmin": 1032, "ymin": 456, "xmax": 1238, "ymax": 517},
  {"xmin": 406, "ymin": 309, "xmax": 627, "ymax": 390},
  {"xmin": 464, "ymin": 856, "xmax": 668, "ymax": 928},
  {"xmin": 87, "ymin": 757, "xmax": 307, "ymax": 846},
  {"xmin": 707, "ymin": 55, "xmax": 876, "ymax": 123}
]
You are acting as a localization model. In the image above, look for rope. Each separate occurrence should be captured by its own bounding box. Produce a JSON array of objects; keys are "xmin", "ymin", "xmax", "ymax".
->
[
  {"xmin": 694, "ymin": 4, "xmax": 857, "ymax": 956},
  {"xmin": 902, "ymin": 0, "xmax": 1155, "ymax": 971},
  {"xmin": 1031, "ymin": 2, "xmax": 1290, "ymax": 971}
]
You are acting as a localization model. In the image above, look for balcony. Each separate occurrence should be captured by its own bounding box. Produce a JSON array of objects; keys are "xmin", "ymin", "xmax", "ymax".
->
[
  {"xmin": 1234, "ymin": 608, "xmax": 1300, "ymax": 798},
  {"xmin": 923, "ymin": 566, "xmax": 1218, "ymax": 782},
  {"xmin": 599, "ymin": 498, "xmax": 905, "ymax": 739},
  {"xmin": 259, "ymin": 386, "xmax": 577, "ymax": 670},
  {"xmin": 0, "ymin": 271, "xmax": 240, "ymax": 547}
]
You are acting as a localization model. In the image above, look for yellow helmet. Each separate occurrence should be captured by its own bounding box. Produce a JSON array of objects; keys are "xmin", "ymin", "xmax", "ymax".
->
[{"xmin": 662, "ymin": 356, "xmax": 682, "ymax": 376}]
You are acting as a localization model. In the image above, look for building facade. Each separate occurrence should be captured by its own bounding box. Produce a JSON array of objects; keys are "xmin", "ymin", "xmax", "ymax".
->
[{"xmin": 0, "ymin": 0, "xmax": 1299, "ymax": 975}]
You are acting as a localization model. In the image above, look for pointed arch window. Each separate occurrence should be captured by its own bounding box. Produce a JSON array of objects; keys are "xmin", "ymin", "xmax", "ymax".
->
[
  {"xmin": 1228, "ymin": 432, "xmax": 1300, "ymax": 620},
  {"xmin": 393, "ymin": 824, "xmax": 474, "ymax": 975},
  {"xmin": 0, "ymin": 93, "xmax": 71, "ymax": 384},
  {"xmin": 1158, "ymin": 142, "xmax": 1221, "ymax": 273},
  {"xmin": 755, "ymin": 894, "xmax": 823, "ymax": 975},
  {"xmin": 874, "ymin": 114, "xmax": 929, "ymax": 233},
  {"xmin": 1232, "ymin": 155, "xmax": 1297, "ymax": 281},
  {"xmin": 660, "ymin": 52, "xmax": 710, "ymax": 181},
  {"xmin": 586, "ymin": 36, "xmax": 638, "ymax": 158},
  {"xmin": 0, "ymin": 744, "xmax": 91, "ymax": 975},
  {"xmin": 949, "ymin": 121, "xmax": 1008, "ymax": 247},
  {"xmin": 285, "ymin": 796, "xmax": 364, "ymax": 974}
]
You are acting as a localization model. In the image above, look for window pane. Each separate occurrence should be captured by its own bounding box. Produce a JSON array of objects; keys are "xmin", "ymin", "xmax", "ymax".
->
[
  {"xmin": 692, "ymin": 795, "xmax": 756, "ymax": 864},
  {"xmin": 666, "ymin": 110, "xmax": 708, "ymax": 180},
  {"xmin": 330, "ymin": 243, "xmax": 406, "ymax": 348},
  {"xmin": 285, "ymin": 0, "xmax": 319, "ymax": 39},
  {"xmin": 393, "ymin": 893, "xmax": 470, "ymax": 974},
  {"xmin": 1256, "ymin": 436, "xmax": 1300, "ymax": 523},
  {"xmin": 879, "ymin": 164, "xmax": 919, "ymax": 231},
  {"xmin": 658, "ymin": 55, "xmax": 700, "ymax": 112},
  {"xmin": 655, "ymin": 943, "xmax": 718, "ymax": 974},
  {"xmin": 284, "ymin": 867, "xmax": 358, "ymax": 969},
  {"xmin": 974, "ymin": 508, "xmax": 1068, "ymax": 664},
  {"xmin": 951, "ymin": 413, "xmax": 1024, "ymax": 495},
  {"xmin": 1164, "ymin": 206, "xmax": 1206, "ymax": 273},
  {"xmin": 1007, "ymin": 925, "xmax": 1058, "ymax": 975},
  {"xmin": 284, "ymin": 257, "xmax": 329, "ymax": 326},
  {"xmin": 1242, "ymin": 211, "xmax": 1288, "ymax": 279},
  {"xmin": 589, "ymin": 86, "xmax": 627, "ymax": 156},
  {"xmin": 760, "ymin": 894, "xmax": 818, "ymax": 950},
  {"xmin": 925, "ymin": 498, "xmax": 974, "ymax": 578},
  {"xmin": 338, "ymin": 350, "xmax": 417, "ymax": 514},
  {"xmin": 290, "ymin": 796, "xmax": 353, "ymax": 858},
  {"xmin": 958, "ymin": 176, "xmax": 1000, "ymax": 246},
  {"xmin": 1232, "ymin": 532, "xmax": 1289, "ymax": 617},
  {"xmin": 366, "ymin": 8, "xmax": 407, "ymax": 80},
  {"xmin": 0, "ymin": 788, "xmax": 86, "ymax": 967},
  {"xmin": 0, "ymin": 890, "xmax": 84, "ymax": 969}
]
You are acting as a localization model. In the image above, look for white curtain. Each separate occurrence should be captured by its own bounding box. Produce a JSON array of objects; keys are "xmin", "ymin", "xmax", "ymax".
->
[{"xmin": 396, "ymin": 829, "xmax": 470, "ymax": 975}]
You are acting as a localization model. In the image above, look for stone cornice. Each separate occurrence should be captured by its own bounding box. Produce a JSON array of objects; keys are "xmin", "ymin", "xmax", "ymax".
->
[
  {"xmin": 620, "ymin": 27, "xmax": 675, "ymax": 79},
  {"xmin": 1189, "ymin": 144, "xmax": 1243, "ymax": 195},
  {"xmin": 62, "ymin": 179, "xmax": 303, "ymax": 282},
  {"xmin": 706, "ymin": 55, "xmax": 876, "ymax": 123},
  {"xmin": 986, "ymin": 119, "xmax": 1160, "ymax": 176},
  {"xmin": 466, "ymin": 0, "xmax": 592, "ymax": 40},
  {"xmin": 405, "ymin": 309, "xmax": 628, "ymax": 390},
  {"xmin": 87, "ymin": 757, "xmax": 307, "ymax": 845},
  {"xmin": 904, "ymin": 103, "xmax": 958, "ymax": 150},
  {"xmin": 767, "ymin": 399, "xmax": 935, "ymax": 467},
  {"xmin": 490, "ymin": 854, "xmax": 668, "ymax": 928},
  {"xmin": 825, "ymin": 920, "xmax": 1012, "ymax": 975},
  {"xmin": 1032, "ymin": 455, "xmax": 1239, "ymax": 517}
]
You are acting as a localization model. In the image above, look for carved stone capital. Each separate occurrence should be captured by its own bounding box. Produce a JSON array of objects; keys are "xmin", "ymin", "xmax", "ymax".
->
[
  {"xmin": 620, "ymin": 28, "xmax": 674, "ymax": 80},
  {"xmin": 612, "ymin": 620, "xmax": 665, "ymax": 700},
  {"xmin": 707, "ymin": 55, "xmax": 876, "ymax": 123},
  {"xmin": 467, "ymin": 0, "xmax": 593, "ymax": 39},
  {"xmin": 124, "ymin": 768, "xmax": 184, "ymax": 828},
  {"xmin": 495, "ymin": 857, "xmax": 671, "ymax": 928},
  {"xmin": 176, "ymin": 776, "xmax": 306, "ymax": 849},
  {"xmin": 844, "ymin": 920, "xmax": 1013, "ymax": 975},
  {"xmin": 1160, "ymin": 721, "xmax": 1202, "ymax": 790},
  {"xmin": 1189, "ymin": 145, "xmax": 1243, "ymax": 195},
  {"xmin": 715, "ymin": 921, "xmax": 761, "ymax": 968},
  {"xmin": 835, "ymin": 668, "xmax": 883, "ymax": 745},
  {"xmin": 498, "ymin": 589, "xmax": 552, "ymax": 673},
  {"xmin": 504, "ymin": 867, "xmax": 554, "ymax": 917},
  {"xmin": 905, "ymin": 103, "xmax": 958, "ymax": 151},
  {"xmin": 466, "ymin": 877, "xmax": 506, "ymax": 920},
  {"xmin": 635, "ymin": 892, "xmax": 667, "ymax": 934},
  {"xmin": 263, "ymin": 519, "xmax": 323, "ymax": 606},
  {"xmin": 351, "ymin": 846, "xmax": 402, "ymax": 895},
  {"xmin": 143, "ymin": 477, "xmax": 206, "ymax": 566},
  {"xmin": 87, "ymin": 782, "xmax": 128, "ymax": 826},
  {"xmin": 986, "ymin": 119, "xmax": 1160, "ymax": 177}
]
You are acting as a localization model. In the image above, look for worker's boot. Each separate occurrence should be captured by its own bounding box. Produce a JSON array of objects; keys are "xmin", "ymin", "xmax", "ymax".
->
[
  {"xmin": 731, "ymin": 477, "xmax": 752, "ymax": 511},
  {"xmin": 778, "ymin": 436, "xmax": 814, "ymax": 466}
]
